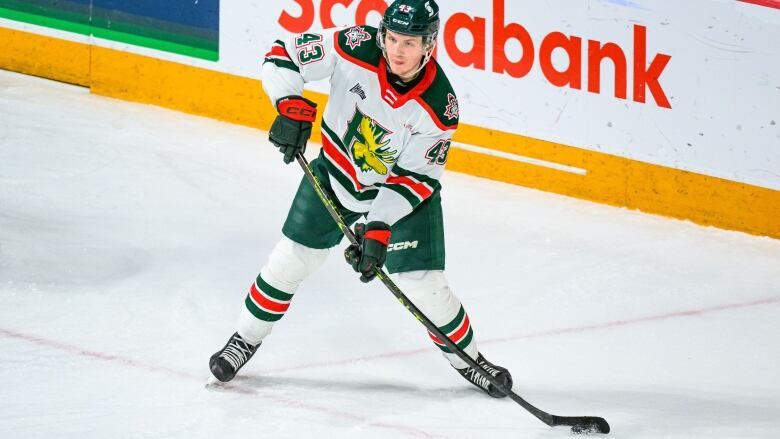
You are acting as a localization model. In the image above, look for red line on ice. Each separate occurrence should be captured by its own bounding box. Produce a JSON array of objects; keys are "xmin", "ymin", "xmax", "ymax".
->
[
  {"xmin": 0, "ymin": 328, "xmax": 197, "ymax": 379},
  {"xmin": 487, "ymin": 295, "xmax": 780, "ymax": 344},
  {"xmin": 0, "ymin": 327, "xmax": 438, "ymax": 438},
  {"xmin": 263, "ymin": 295, "xmax": 780, "ymax": 373},
  {"xmin": 2, "ymin": 295, "xmax": 778, "ymax": 436}
]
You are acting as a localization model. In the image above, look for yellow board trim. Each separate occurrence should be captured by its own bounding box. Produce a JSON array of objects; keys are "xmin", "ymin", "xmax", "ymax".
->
[
  {"xmin": 0, "ymin": 26, "xmax": 90, "ymax": 85},
  {"xmin": 3, "ymin": 26, "xmax": 779, "ymax": 239}
]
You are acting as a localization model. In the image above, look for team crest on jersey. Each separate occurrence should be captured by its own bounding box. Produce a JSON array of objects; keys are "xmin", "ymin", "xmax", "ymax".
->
[
  {"xmin": 444, "ymin": 93, "xmax": 459, "ymax": 120},
  {"xmin": 344, "ymin": 26, "xmax": 372, "ymax": 50},
  {"xmin": 344, "ymin": 108, "xmax": 396, "ymax": 175}
]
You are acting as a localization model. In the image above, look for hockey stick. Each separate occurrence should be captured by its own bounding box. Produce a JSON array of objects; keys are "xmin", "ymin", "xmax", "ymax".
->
[{"xmin": 295, "ymin": 153, "xmax": 610, "ymax": 435}]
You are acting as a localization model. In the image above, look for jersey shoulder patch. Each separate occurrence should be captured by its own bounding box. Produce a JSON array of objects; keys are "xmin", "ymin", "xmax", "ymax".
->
[
  {"xmin": 335, "ymin": 25, "xmax": 381, "ymax": 70},
  {"xmin": 419, "ymin": 61, "xmax": 459, "ymax": 130}
]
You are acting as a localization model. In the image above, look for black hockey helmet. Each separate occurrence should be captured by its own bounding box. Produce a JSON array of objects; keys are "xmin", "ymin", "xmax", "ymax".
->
[
  {"xmin": 377, "ymin": 0, "xmax": 440, "ymax": 73},
  {"xmin": 381, "ymin": 0, "xmax": 439, "ymax": 39}
]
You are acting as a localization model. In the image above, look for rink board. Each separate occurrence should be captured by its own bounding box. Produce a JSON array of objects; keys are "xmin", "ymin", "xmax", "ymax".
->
[
  {"xmin": 0, "ymin": 0, "xmax": 219, "ymax": 60},
  {"xmin": 1, "ymin": 16, "xmax": 778, "ymax": 239}
]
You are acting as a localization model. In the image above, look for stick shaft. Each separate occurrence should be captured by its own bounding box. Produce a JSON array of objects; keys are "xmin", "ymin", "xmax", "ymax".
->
[
  {"xmin": 296, "ymin": 154, "xmax": 610, "ymax": 434},
  {"xmin": 294, "ymin": 154, "xmax": 557, "ymax": 425}
]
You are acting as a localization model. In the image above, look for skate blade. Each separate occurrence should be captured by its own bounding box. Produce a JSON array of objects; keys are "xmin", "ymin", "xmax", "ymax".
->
[{"xmin": 205, "ymin": 375, "xmax": 222, "ymax": 388}]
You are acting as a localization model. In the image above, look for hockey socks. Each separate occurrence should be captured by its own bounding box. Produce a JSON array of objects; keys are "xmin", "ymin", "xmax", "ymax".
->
[
  {"xmin": 244, "ymin": 274, "xmax": 294, "ymax": 323},
  {"xmin": 237, "ymin": 237, "xmax": 329, "ymax": 345},
  {"xmin": 427, "ymin": 304, "xmax": 474, "ymax": 354}
]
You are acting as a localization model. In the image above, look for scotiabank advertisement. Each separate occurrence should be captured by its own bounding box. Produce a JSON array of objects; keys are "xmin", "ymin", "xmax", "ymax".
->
[
  {"xmin": 2, "ymin": 0, "xmax": 778, "ymax": 189},
  {"xmin": 228, "ymin": 0, "xmax": 780, "ymax": 190}
]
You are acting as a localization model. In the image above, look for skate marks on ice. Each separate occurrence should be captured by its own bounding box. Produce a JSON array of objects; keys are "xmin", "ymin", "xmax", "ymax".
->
[
  {"xmin": 573, "ymin": 389, "xmax": 780, "ymax": 438},
  {"xmin": 202, "ymin": 374, "xmax": 467, "ymax": 438},
  {"xmin": 204, "ymin": 375, "xmax": 780, "ymax": 438},
  {"xmin": 0, "ymin": 326, "xmax": 441, "ymax": 438},
  {"xmin": 212, "ymin": 373, "xmax": 469, "ymax": 400}
]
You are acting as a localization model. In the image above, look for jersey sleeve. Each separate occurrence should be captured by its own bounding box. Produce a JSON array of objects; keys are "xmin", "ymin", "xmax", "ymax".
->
[
  {"xmin": 261, "ymin": 31, "xmax": 338, "ymax": 104},
  {"xmin": 366, "ymin": 129, "xmax": 454, "ymax": 226}
]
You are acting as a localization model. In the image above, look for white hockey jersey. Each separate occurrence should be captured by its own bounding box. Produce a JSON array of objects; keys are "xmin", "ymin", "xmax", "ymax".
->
[{"xmin": 261, "ymin": 25, "xmax": 459, "ymax": 226}]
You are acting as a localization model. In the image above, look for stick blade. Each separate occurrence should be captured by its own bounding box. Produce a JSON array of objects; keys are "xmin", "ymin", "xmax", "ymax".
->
[{"xmin": 552, "ymin": 415, "xmax": 610, "ymax": 434}]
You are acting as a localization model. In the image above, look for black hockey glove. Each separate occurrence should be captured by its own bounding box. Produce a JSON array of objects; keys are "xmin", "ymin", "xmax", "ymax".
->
[
  {"xmin": 268, "ymin": 95, "xmax": 317, "ymax": 164},
  {"xmin": 344, "ymin": 221, "xmax": 391, "ymax": 283}
]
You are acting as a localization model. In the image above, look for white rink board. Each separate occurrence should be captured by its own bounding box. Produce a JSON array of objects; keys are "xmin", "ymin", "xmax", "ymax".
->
[
  {"xmin": 3, "ymin": 1, "xmax": 779, "ymax": 190},
  {"xmin": 218, "ymin": 0, "xmax": 780, "ymax": 190}
]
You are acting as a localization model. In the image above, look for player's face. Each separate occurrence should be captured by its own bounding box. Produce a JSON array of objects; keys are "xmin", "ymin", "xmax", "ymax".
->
[{"xmin": 384, "ymin": 30, "xmax": 426, "ymax": 80}]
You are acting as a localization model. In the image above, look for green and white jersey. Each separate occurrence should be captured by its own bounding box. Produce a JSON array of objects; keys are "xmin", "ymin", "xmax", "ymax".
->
[{"xmin": 262, "ymin": 25, "xmax": 459, "ymax": 226}]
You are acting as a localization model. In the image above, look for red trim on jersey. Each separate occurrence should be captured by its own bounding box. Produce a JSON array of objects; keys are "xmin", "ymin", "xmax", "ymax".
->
[
  {"xmin": 377, "ymin": 58, "xmax": 457, "ymax": 131},
  {"xmin": 386, "ymin": 174, "xmax": 433, "ymax": 200},
  {"xmin": 265, "ymin": 45, "xmax": 292, "ymax": 60},
  {"xmin": 250, "ymin": 283, "xmax": 290, "ymax": 314},
  {"xmin": 333, "ymin": 29, "xmax": 457, "ymax": 131},
  {"xmin": 365, "ymin": 229, "xmax": 391, "ymax": 246},
  {"xmin": 415, "ymin": 95, "xmax": 458, "ymax": 131},
  {"xmin": 429, "ymin": 314, "xmax": 471, "ymax": 346},
  {"xmin": 321, "ymin": 132, "xmax": 364, "ymax": 191},
  {"xmin": 333, "ymin": 30, "xmax": 379, "ymax": 73},
  {"xmin": 377, "ymin": 57, "xmax": 437, "ymax": 109}
]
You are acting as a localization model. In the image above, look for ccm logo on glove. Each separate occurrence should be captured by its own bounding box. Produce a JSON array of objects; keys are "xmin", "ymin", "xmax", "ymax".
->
[{"xmin": 277, "ymin": 97, "xmax": 317, "ymax": 122}]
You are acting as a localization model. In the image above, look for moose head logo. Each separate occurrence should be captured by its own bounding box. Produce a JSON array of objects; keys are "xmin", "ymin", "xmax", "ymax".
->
[{"xmin": 344, "ymin": 108, "xmax": 397, "ymax": 175}]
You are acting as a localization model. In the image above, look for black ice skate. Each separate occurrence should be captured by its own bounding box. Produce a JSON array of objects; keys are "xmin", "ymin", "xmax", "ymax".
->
[
  {"xmin": 455, "ymin": 352, "xmax": 513, "ymax": 398},
  {"xmin": 209, "ymin": 332, "xmax": 260, "ymax": 382}
]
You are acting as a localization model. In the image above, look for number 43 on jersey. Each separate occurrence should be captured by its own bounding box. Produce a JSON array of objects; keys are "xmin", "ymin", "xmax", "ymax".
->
[
  {"xmin": 295, "ymin": 33, "xmax": 324, "ymax": 64},
  {"xmin": 425, "ymin": 139, "xmax": 451, "ymax": 165}
]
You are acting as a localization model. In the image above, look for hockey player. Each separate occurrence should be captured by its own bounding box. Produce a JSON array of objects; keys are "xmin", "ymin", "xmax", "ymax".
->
[{"xmin": 209, "ymin": 0, "xmax": 513, "ymax": 398}]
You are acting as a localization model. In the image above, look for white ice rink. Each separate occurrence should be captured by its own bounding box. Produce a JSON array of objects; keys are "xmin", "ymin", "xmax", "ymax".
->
[{"xmin": 1, "ymin": 69, "xmax": 779, "ymax": 438}]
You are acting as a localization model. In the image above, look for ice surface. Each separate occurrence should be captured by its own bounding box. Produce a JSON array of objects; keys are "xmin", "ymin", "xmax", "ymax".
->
[{"xmin": 1, "ymin": 70, "xmax": 779, "ymax": 438}]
